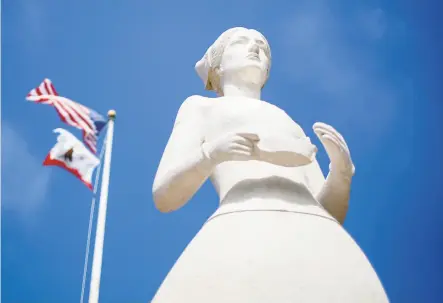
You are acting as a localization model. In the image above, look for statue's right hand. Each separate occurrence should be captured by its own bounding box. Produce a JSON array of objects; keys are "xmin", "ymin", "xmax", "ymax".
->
[{"xmin": 201, "ymin": 133, "xmax": 260, "ymax": 164}]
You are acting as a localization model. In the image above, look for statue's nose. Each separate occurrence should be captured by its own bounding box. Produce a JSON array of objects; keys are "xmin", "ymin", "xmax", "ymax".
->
[{"xmin": 248, "ymin": 43, "xmax": 260, "ymax": 54}]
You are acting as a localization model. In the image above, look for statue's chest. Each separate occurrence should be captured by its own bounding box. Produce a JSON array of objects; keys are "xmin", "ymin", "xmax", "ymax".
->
[{"xmin": 203, "ymin": 99, "xmax": 302, "ymax": 140}]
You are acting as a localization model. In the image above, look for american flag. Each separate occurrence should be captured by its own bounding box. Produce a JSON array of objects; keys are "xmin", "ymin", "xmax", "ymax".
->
[{"xmin": 26, "ymin": 78, "xmax": 107, "ymax": 154}]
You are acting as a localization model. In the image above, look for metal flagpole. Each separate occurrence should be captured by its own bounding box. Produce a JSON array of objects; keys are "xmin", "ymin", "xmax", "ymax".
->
[{"xmin": 88, "ymin": 109, "xmax": 116, "ymax": 303}]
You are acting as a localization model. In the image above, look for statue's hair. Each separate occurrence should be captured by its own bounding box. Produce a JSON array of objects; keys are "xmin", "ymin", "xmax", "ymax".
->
[{"xmin": 195, "ymin": 27, "xmax": 272, "ymax": 95}]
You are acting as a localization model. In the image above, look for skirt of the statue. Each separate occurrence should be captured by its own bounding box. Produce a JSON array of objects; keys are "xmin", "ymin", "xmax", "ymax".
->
[{"xmin": 151, "ymin": 211, "xmax": 389, "ymax": 303}]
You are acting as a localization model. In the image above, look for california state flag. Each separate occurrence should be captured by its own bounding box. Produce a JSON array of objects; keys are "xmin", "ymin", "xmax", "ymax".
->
[{"xmin": 44, "ymin": 128, "xmax": 100, "ymax": 190}]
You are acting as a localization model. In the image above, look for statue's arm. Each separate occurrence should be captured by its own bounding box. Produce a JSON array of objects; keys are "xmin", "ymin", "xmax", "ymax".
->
[
  {"xmin": 312, "ymin": 164, "xmax": 351, "ymax": 225},
  {"xmin": 152, "ymin": 96, "xmax": 212, "ymax": 213},
  {"xmin": 302, "ymin": 133, "xmax": 351, "ymax": 225}
]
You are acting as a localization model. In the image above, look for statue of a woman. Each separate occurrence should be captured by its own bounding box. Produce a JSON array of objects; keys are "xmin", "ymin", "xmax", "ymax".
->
[{"xmin": 151, "ymin": 27, "xmax": 389, "ymax": 302}]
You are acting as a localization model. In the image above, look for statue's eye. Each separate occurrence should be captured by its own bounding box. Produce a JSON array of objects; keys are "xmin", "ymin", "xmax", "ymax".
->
[
  {"xmin": 230, "ymin": 39, "xmax": 244, "ymax": 46},
  {"xmin": 230, "ymin": 36, "xmax": 249, "ymax": 46}
]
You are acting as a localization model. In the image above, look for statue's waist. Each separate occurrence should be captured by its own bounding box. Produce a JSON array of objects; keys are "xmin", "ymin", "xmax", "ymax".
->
[{"xmin": 208, "ymin": 177, "xmax": 335, "ymax": 222}]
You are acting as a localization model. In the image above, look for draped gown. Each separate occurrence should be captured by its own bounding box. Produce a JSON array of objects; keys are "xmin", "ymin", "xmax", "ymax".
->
[{"xmin": 151, "ymin": 96, "xmax": 389, "ymax": 303}]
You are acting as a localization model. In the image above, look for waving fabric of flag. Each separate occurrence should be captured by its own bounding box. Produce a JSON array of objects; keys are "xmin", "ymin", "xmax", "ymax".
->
[
  {"xmin": 43, "ymin": 128, "xmax": 100, "ymax": 190},
  {"xmin": 26, "ymin": 78, "xmax": 107, "ymax": 153}
]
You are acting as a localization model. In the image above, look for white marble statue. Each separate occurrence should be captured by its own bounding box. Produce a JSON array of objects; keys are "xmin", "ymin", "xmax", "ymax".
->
[{"xmin": 151, "ymin": 27, "xmax": 389, "ymax": 302}]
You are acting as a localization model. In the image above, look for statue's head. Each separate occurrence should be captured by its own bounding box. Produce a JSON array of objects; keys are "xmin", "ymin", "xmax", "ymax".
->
[{"xmin": 195, "ymin": 27, "xmax": 272, "ymax": 96}]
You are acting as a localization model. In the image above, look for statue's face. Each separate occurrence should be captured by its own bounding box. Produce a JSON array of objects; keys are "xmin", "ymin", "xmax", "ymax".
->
[{"xmin": 219, "ymin": 29, "xmax": 270, "ymax": 88}]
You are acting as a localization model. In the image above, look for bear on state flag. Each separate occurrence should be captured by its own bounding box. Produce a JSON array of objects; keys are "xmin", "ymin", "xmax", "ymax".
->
[{"xmin": 44, "ymin": 128, "xmax": 100, "ymax": 190}]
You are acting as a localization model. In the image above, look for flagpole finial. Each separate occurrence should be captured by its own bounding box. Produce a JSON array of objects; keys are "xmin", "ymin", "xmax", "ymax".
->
[{"xmin": 107, "ymin": 109, "xmax": 116, "ymax": 120}]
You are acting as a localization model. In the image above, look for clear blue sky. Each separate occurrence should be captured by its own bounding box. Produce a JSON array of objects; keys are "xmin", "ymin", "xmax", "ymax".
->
[{"xmin": 2, "ymin": 0, "xmax": 443, "ymax": 302}]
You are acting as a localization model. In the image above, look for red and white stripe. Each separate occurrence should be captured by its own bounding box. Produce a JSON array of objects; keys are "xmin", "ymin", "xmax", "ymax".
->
[
  {"xmin": 26, "ymin": 79, "xmax": 99, "ymax": 153},
  {"xmin": 83, "ymin": 131, "xmax": 98, "ymax": 153}
]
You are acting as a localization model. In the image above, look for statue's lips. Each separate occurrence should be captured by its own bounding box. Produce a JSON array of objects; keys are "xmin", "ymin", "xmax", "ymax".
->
[
  {"xmin": 246, "ymin": 53, "xmax": 260, "ymax": 60},
  {"xmin": 254, "ymin": 135, "xmax": 317, "ymax": 167}
]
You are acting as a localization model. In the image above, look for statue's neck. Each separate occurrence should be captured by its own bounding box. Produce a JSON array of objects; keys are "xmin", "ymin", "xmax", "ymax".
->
[{"xmin": 220, "ymin": 82, "xmax": 261, "ymax": 100}]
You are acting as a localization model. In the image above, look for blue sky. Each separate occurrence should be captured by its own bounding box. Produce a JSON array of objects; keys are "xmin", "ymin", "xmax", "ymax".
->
[{"xmin": 2, "ymin": 0, "xmax": 443, "ymax": 302}]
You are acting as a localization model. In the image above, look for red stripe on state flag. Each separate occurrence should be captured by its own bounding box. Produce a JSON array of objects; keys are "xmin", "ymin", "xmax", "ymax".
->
[{"xmin": 43, "ymin": 155, "xmax": 94, "ymax": 190}]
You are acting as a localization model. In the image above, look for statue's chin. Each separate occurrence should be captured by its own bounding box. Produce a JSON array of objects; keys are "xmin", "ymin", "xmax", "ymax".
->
[
  {"xmin": 236, "ymin": 67, "xmax": 266, "ymax": 87},
  {"xmin": 222, "ymin": 64, "xmax": 267, "ymax": 88}
]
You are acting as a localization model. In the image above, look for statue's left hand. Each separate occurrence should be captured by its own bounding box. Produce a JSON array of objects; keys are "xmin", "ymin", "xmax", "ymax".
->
[{"xmin": 313, "ymin": 122, "xmax": 355, "ymax": 178}]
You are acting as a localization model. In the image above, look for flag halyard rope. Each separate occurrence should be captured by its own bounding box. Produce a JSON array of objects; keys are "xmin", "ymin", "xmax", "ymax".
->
[{"xmin": 80, "ymin": 129, "xmax": 107, "ymax": 303}]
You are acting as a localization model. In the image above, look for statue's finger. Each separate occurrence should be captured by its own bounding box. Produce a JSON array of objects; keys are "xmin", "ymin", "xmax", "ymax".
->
[
  {"xmin": 323, "ymin": 135, "xmax": 355, "ymax": 174},
  {"xmin": 314, "ymin": 122, "xmax": 344, "ymax": 140},
  {"xmin": 314, "ymin": 124, "xmax": 349, "ymax": 152},
  {"xmin": 313, "ymin": 123, "xmax": 342, "ymax": 140},
  {"xmin": 322, "ymin": 134, "xmax": 342, "ymax": 150},
  {"xmin": 320, "ymin": 134, "xmax": 343, "ymax": 163}
]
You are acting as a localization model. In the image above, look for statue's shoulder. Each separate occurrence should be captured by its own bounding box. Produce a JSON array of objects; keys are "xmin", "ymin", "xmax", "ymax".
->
[
  {"xmin": 172, "ymin": 95, "xmax": 214, "ymax": 127},
  {"xmin": 178, "ymin": 95, "xmax": 213, "ymax": 115}
]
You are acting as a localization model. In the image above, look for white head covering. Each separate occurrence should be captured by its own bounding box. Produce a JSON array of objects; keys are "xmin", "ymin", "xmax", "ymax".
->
[{"xmin": 195, "ymin": 27, "xmax": 271, "ymax": 95}]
